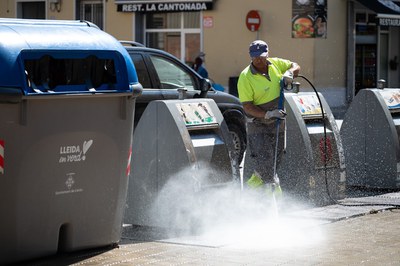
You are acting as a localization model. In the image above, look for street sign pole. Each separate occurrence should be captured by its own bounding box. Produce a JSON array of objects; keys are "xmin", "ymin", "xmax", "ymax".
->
[{"xmin": 246, "ymin": 10, "xmax": 261, "ymax": 38}]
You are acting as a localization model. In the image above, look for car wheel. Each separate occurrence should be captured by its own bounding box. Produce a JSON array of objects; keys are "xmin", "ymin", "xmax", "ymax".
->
[{"xmin": 227, "ymin": 123, "xmax": 246, "ymax": 165}]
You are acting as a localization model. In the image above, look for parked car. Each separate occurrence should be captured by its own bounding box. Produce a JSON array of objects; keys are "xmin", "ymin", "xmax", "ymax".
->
[{"xmin": 121, "ymin": 41, "xmax": 246, "ymax": 164}]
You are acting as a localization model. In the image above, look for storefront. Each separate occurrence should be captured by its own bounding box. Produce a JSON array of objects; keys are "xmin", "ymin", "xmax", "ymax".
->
[
  {"xmin": 2, "ymin": 1, "xmax": 399, "ymax": 109},
  {"xmin": 115, "ymin": 0, "xmax": 215, "ymax": 66},
  {"xmin": 0, "ymin": 1, "xmax": 346, "ymax": 107},
  {"xmin": 349, "ymin": 0, "xmax": 400, "ymax": 96}
]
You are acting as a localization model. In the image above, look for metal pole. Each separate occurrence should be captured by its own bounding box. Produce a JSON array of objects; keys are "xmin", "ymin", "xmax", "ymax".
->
[{"xmin": 346, "ymin": 0, "xmax": 355, "ymax": 103}]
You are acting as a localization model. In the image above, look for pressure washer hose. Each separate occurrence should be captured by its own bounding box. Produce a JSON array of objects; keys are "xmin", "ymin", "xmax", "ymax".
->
[{"xmin": 296, "ymin": 75, "xmax": 400, "ymax": 208}]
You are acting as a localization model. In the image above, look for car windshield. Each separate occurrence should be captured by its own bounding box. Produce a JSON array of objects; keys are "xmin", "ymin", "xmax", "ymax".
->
[{"xmin": 150, "ymin": 55, "xmax": 196, "ymax": 91}]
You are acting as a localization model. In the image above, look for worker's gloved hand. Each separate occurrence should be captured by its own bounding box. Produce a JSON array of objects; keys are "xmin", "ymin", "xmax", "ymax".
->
[
  {"xmin": 282, "ymin": 70, "xmax": 294, "ymax": 85},
  {"xmin": 264, "ymin": 109, "xmax": 287, "ymax": 120}
]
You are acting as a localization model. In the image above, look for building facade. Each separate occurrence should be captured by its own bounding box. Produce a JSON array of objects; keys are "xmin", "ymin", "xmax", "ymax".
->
[{"xmin": 1, "ymin": 0, "xmax": 399, "ymax": 108}]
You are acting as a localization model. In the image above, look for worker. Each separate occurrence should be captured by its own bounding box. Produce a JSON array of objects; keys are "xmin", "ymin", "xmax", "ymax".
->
[{"xmin": 237, "ymin": 40, "xmax": 300, "ymax": 193}]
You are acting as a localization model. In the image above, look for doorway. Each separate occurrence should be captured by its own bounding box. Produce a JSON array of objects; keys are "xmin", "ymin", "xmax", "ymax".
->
[{"xmin": 17, "ymin": 1, "xmax": 45, "ymax": 19}]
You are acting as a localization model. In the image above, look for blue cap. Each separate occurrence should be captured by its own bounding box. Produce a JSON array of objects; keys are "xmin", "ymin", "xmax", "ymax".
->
[{"xmin": 249, "ymin": 40, "xmax": 268, "ymax": 57}]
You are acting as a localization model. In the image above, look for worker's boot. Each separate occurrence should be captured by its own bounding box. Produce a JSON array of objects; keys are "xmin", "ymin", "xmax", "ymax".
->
[
  {"xmin": 265, "ymin": 174, "xmax": 282, "ymax": 199},
  {"xmin": 248, "ymin": 172, "xmax": 282, "ymax": 197},
  {"xmin": 246, "ymin": 172, "xmax": 264, "ymax": 189},
  {"xmin": 265, "ymin": 183, "xmax": 281, "ymax": 196},
  {"xmin": 268, "ymin": 183, "xmax": 282, "ymax": 198}
]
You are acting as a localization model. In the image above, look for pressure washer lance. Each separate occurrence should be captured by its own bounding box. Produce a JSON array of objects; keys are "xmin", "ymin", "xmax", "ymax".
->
[{"xmin": 269, "ymin": 79, "xmax": 300, "ymax": 197}]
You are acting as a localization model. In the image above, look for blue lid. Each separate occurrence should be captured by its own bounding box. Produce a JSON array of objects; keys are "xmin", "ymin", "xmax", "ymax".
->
[{"xmin": 0, "ymin": 18, "xmax": 139, "ymax": 95}]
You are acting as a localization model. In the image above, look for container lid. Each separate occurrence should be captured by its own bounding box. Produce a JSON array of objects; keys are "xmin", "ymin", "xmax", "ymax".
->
[{"xmin": 0, "ymin": 18, "xmax": 139, "ymax": 95}]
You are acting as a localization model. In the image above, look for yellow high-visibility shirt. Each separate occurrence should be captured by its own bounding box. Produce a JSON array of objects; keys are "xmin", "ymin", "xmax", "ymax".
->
[{"xmin": 238, "ymin": 57, "xmax": 292, "ymax": 105}]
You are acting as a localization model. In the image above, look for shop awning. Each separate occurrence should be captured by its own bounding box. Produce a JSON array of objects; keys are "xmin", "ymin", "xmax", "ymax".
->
[
  {"xmin": 115, "ymin": 0, "xmax": 215, "ymax": 12},
  {"xmin": 357, "ymin": 0, "xmax": 400, "ymax": 15}
]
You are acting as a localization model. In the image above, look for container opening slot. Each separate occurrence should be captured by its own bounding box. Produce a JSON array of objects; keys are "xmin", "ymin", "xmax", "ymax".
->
[
  {"xmin": 391, "ymin": 112, "xmax": 400, "ymax": 120},
  {"xmin": 190, "ymin": 129, "xmax": 222, "ymax": 146},
  {"xmin": 189, "ymin": 128, "xmax": 217, "ymax": 136},
  {"xmin": 303, "ymin": 117, "xmax": 328, "ymax": 124},
  {"xmin": 305, "ymin": 118, "xmax": 333, "ymax": 134}
]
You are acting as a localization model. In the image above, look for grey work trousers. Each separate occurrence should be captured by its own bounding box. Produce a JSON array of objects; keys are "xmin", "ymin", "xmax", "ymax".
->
[{"xmin": 243, "ymin": 119, "xmax": 285, "ymax": 184}]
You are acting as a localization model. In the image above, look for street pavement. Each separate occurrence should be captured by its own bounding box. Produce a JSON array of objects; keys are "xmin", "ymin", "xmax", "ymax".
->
[{"xmin": 13, "ymin": 190, "xmax": 400, "ymax": 266}]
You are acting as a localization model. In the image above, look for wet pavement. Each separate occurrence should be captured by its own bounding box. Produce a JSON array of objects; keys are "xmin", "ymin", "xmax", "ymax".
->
[{"xmin": 13, "ymin": 190, "xmax": 400, "ymax": 266}]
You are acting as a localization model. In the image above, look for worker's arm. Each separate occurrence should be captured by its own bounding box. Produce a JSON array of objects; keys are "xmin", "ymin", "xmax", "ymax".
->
[
  {"xmin": 283, "ymin": 62, "xmax": 301, "ymax": 85},
  {"xmin": 243, "ymin": 102, "xmax": 287, "ymax": 120},
  {"xmin": 243, "ymin": 102, "xmax": 266, "ymax": 119},
  {"xmin": 289, "ymin": 62, "xmax": 301, "ymax": 77}
]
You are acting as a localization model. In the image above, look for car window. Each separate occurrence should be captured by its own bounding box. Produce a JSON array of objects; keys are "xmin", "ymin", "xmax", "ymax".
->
[
  {"xmin": 149, "ymin": 55, "xmax": 196, "ymax": 91},
  {"xmin": 130, "ymin": 53, "xmax": 152, "ymax": 88}
]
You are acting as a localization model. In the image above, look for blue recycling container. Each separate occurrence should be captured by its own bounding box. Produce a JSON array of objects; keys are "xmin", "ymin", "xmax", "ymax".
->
[{"xmin": 0, "ymin": 18, "xmax": 142, "ymax": 264}]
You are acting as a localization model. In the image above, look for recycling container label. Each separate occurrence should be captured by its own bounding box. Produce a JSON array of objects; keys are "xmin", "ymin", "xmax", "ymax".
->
[{"xmin": 176, "ymin": 102, "xmax": 217, "ymax": 126}]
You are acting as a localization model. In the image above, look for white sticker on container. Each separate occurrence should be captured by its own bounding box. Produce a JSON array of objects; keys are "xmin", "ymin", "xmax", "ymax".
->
[{"xmin": 59, "ymin": 139, "xmax": 93, "ymax": 163}]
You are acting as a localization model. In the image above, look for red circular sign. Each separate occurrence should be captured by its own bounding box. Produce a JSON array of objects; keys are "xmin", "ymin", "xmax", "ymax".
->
[{"xmin": 246, "ymin": 10, "xmax": 261, "ymax": 32}]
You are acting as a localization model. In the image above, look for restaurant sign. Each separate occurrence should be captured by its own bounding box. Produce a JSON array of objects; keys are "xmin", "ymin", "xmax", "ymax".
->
[
  {"xmin": 115, "ymin": 0, "xmax": 214, "ymax": 12},
  {"xmin": 377, "ymin": 14, "xmax": 400, "ymax": 27}
]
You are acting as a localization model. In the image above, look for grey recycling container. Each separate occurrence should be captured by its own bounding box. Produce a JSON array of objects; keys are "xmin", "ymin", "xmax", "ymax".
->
[
  {"xmin": 0, "ymin": 18, "xmax": 142, "ymax": 264},
  {"xmin": 125, "ymin": 99, "xmax": 237, "ymax": 228},
  {"xmin": 279, "ymin": 92, "xmax": 346, "ymax": 206},
  {"xmin": 341, "ymin": 88, "xmax": 400, "ymax": 189}
]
